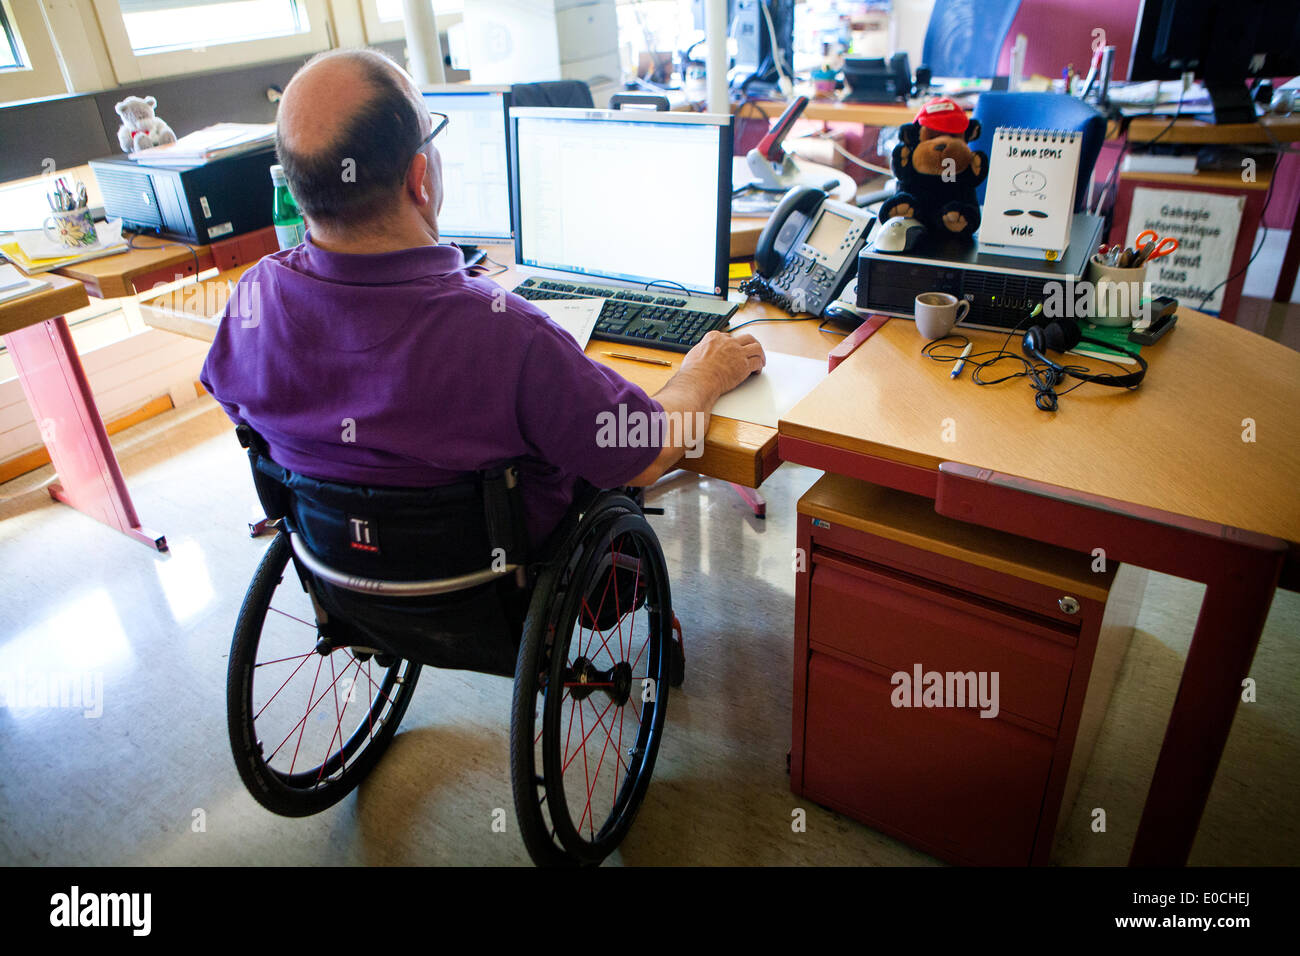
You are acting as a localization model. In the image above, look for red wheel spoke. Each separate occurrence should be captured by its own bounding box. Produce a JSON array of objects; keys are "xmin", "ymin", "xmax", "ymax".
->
[
  {"xmin": 286, "ymin": 654, "xmax": 324, "ymax": 773},
  {"xmin": 630, "ymin": 632, "xmax": 650, "ymax": 672},
  {"xmin": 351, "ymin": 658, "xmax": 400, "ymax": 707},
  {"xmin": 578, "ymin": 599, "xmax": 616, "ymax": 663},
  {"xmin": 610, "ymin": 540, "xmax": 623, "ymax": 661},
  {"xmin": 583, "ymin": 553, "xmax": 618, "ymax": 659},
  {"xmin": 621, "ymin": 546, "xmax": 642, "ymax": 659},
  {"xmin": 579, "ymin": 696, "xmax": 617, "ymax": 835},
  {"xmin": 268, "ymin": 605, "xmax": 316, "ymax": 629},
  {"xmin": 255, "ymin": 651, "xmax": 316, "ymax": 668},
  {"xmin": 562, "ymin": 696, "xmax": 616, "ymax": 774},
  {"xmin": 317, "ymin": 654, "xmax": 362, "ymax": 783},
  {"xmin": 577, "ymin": 698, "xmax": 591, "ymax": 837},
  {"xmin": 254, "ymin": 650, "xmax": 315, "ymax": 721},
  {"xmin": 364, "ymin": 659, "xmax": 375, "ymax": 742},
  {"xmin": 616, "ymin": 701, "xmax": 626, "ymax": 810},
  {"xmin": 267, "ymin": 657, "xmax": 361, "ymax": 767},
  {"xmin": 562, "ymin": 683, "xmax": 578, "ymax": 769},
  {"xmin": 588, "ymin": 696, "xmax": 630, "ymax": 777}
]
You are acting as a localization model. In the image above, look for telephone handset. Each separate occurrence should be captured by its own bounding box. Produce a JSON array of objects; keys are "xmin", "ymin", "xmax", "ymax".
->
[{"xmin": 742, "ymin": 185, "xmax": 874, "ymax": 316}]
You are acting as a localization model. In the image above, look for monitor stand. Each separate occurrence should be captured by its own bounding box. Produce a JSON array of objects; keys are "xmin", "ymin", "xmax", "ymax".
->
[{"xmin": 1205, "ymin": 80, "xmax": 1260, "ymax": 125}]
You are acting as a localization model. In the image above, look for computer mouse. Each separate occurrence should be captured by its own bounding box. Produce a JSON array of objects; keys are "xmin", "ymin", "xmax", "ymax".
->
[
  {"xmin": 822, "ymin": 301, "xmax": 863, "ymax": 329},
  {"xmin": 872, "ymin": 216, "xmax": 926, "ymax": 254}
]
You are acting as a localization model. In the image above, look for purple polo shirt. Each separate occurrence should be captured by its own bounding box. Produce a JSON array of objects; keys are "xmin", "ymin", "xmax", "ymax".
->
[{"xmin": 200, "ymin": 239, "xmax": 662, "ymax": 546}]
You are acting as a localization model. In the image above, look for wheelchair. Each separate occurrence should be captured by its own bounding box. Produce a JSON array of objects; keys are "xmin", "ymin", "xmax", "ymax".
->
[{"xmin": 225, "ymin": 425, "xmax": 684, "ymax": 866}]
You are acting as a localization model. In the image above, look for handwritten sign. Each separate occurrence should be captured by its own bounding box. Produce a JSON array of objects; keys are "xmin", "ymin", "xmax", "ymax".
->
[{"xmin": 1126, "ymin": 188, "xmax": 1244, "ymax": 314}]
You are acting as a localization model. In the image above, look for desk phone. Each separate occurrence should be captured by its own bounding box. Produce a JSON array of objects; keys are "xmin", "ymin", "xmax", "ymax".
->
[{"xmin": 744, "ymin": 186, "xmax": 875, "ymax": 316}]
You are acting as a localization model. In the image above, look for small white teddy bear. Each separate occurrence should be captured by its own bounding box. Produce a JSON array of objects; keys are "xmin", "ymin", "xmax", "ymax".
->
[{"xmin": 115, "ymin": 95, "xmax": 177, "ymax": 153}]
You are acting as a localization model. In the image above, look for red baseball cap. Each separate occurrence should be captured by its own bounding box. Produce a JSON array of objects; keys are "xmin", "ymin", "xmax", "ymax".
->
[{"xmin": 914, "ymin": 97, "xmax": 968, "ymax": 135}]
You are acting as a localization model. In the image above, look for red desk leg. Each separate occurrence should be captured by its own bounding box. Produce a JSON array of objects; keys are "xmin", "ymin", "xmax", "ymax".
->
[
  {"xmin": 1129, "ymin": 555, "xmax": 1283, "ymax": 866},
  {"xmin": 932, "ymin": 462, "xmax": 1288, "ymax": 865},
  {"xmin": 3, "ymin": 315, "xmax": 167, "ymax": 552}
]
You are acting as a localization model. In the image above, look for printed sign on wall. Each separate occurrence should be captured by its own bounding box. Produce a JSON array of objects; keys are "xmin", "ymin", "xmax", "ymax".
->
[{"xmin": 1126, "ymin": 188, "xmax": 1244, "ymax": 314}]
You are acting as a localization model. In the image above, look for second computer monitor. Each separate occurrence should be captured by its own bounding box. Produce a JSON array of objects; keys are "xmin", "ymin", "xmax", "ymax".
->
[
  {"xmin": 421, "ymin": 85, "xmax": 514, "ymax": 243},
  {"xmin": 509, "ymin": 107, "xmax": 733, "ymax": 297}
]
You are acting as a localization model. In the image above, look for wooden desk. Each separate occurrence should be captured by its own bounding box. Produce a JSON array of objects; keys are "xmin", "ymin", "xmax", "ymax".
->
[
  {"xmin": 138, "ymin": 247, "xmax": 843, "ymax": 490},
  {"xmin": 0, "ymin": 274, "xmax": 165, "ymax": 550},
  {"xmin": 1125, "ymin": 113, "xmax": 1300, "ymax": 145},
  {"xmin": 779, "ymin": 314, "xmax": 1300, "ymax": 866},
  {"xmin": 745, "ymin": 99, "xmax": 918, "ymax": 128},
  {"xmin": 1120, "ymin": 115, "xmax": 1300, "ymax": 303}
]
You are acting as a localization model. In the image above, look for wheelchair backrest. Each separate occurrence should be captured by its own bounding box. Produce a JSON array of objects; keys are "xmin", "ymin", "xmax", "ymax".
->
[{"xmin": 236, "ymin": 424, "xmax": 527, "ymax": 584}]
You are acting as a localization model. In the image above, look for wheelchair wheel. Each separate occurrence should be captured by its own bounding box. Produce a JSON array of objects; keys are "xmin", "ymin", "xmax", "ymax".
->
[
  {"xmin": 510, "ymin": 494, "xmax": 672, "ymax": 866},
  {"xmin": 227, "ymin": 532, "xmax": 422, "ymax": 817}
]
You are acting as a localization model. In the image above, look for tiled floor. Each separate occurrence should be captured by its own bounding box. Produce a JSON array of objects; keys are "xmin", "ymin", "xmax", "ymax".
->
[{"xmin": 1, "ymin": 398, "xmax": 1296, "ymax": 866}]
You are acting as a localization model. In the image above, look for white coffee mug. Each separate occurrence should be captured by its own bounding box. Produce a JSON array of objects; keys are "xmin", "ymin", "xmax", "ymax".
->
[{"xmin": 914, "ymin": 292, "xmax": 970, "ymax": 339}]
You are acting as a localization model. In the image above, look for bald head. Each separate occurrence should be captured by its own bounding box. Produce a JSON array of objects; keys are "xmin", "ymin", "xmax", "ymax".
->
[{"xmin": 275, "ymin": 49, "xmax": 437, "ymax": 234}]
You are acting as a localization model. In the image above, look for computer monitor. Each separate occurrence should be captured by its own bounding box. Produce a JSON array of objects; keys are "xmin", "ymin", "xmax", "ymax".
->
[
  {"xmin": 420, "ymin": 85, "xmax": 514, "ymax": 243},
  {"xmin": 731, "ymin": 0, "xmax": 795, "ymax": 96},
  {"xmin": 1129, "ymin": 0, "xmax": 1300, "ymax": 124},
  {"xmin": 509, "ymin": 107, "xmax": 733, "ymax": 297}
]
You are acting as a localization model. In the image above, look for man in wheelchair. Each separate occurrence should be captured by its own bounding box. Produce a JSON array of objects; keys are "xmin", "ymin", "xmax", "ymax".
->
[{"xmin": 202, "ymin": 49, "xmax": 765, "ymax": 865}]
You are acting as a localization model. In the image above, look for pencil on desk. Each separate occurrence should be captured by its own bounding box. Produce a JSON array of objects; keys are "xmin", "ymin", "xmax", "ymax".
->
[{"xmin": 602, "ymin": 351, "xmax": 673, "ymax": 367}]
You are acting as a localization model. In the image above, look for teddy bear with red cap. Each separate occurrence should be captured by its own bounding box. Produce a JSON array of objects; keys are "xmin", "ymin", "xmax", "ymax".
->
[{"xmin": 878, "ymin": 97, "xmax": 988, "ymax": 239}]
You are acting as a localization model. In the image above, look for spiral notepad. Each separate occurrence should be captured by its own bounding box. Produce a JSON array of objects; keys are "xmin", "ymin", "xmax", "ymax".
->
[{"xmin": 978, "ymin": 128, "xmax": 1082, "ymax": 261}]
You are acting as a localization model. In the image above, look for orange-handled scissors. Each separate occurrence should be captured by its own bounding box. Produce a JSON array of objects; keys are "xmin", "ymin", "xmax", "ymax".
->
[{"xmin": 1134, "ymin": 229, "xmax": 1179, "ymax": 263}]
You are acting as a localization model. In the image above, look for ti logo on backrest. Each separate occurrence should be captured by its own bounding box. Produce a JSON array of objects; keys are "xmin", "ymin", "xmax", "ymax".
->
[{"xmin": 348, "ymin": 516, "xmax": 379, "ymax": 553}]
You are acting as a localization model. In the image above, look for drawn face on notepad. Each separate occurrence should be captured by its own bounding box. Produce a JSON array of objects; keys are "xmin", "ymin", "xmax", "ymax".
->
[{"xmin": 1011, "ymin": 168, "xmax": 1048, "ymax": 196}]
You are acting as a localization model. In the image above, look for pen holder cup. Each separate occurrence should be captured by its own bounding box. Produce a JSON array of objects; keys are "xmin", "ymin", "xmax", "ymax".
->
[
  {"xmin": 43, "ymin": 205, "xmax": 98, "ymax": 249},
  {"xmin": 1085, "ymin": 255, "xmax": 1147, "ymax": 327}
]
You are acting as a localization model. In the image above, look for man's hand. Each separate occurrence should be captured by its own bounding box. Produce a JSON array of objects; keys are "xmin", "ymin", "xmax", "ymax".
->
[
  {"xmin": 623, "ymin": 331, "xmax": 768, "ymax": 486},
  {"xmin": 679, "ymin": 331, "xmax": 767, "ymax": 401}
]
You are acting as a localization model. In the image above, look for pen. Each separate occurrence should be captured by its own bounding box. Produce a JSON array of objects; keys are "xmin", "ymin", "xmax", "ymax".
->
[
  {"xmin": 950, "ymin": 342, "xmax": 973, "ymax": 379},
  {"xmin": 602, "ymin": 351, "xmax": 673, "ymax": 367}
]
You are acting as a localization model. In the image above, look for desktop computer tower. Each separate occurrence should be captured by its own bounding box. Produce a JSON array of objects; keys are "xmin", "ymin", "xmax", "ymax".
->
[{"xmin": 90, "ymin": 146, "xmax": 277, "ymax": 245}]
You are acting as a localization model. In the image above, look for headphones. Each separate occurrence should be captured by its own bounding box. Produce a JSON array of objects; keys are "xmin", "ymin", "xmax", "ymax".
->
[{"xmin": 1020, "ymin": 316, "xmax": 1147, "ymax": 411}]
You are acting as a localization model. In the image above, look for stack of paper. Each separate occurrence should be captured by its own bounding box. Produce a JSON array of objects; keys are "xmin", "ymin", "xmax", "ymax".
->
[
  {"xmin": 1, "ymin": 219, "xmax": 127, "ymax": 274},
  {"xmin": 130, "ymin": 123, "xmax": 275, "ymax": 166},
  {"xmin": 0, "ymin": 263, "xmax": 51, "ymax": 304},
  {"xmin": 532, "ymin": 297, "xmax": 604, "ymax": 349}
]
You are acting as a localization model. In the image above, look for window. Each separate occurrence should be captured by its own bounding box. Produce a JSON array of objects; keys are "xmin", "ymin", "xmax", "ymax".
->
[
  {"xmin": 0, "ymin": 3, "xmax": 22, "ymax": 70},
  {"xmin": 116, "ymin": 0, "xmax": 310, "ymax": 55},
  {"xmin": 0, "ymin": 0, "xmax": 69, "ymax": 102},
  {"xmin": 92, "ymin": 0, "xmax": 333, "ymax": 82}
]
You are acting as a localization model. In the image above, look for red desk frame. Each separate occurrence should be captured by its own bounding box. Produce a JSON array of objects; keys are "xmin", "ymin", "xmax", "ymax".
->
[
  {"xmin": 779, "ymin": 435, "xmax": 1292, "ymax": 866},
  {"xmin": 3, "ymin": 314, "xmax": 166, "ymax": 551}
]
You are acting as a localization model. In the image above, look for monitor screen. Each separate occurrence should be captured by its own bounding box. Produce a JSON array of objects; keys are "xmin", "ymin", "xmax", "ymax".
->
[
  {"xmin": 421, "ymin": 87, "xmax": 513, "ymax": 243},
  {"xmin": 510, "ymin": 108, "xmax": 732, "ymax": 297}
]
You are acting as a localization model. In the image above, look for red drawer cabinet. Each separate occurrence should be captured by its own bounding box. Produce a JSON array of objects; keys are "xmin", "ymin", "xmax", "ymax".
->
[{"xmin": 792, "ymin": 474, "xmax": 1146, "ymax": 866}]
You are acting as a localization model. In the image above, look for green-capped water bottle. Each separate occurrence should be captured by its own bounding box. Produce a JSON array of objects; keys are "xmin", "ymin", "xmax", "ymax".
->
[{"xmin": 270, "ymin": 164, "xmax": 305, "ymax": 249}]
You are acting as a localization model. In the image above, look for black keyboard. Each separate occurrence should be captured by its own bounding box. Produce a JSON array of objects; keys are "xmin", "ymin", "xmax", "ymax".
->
[{"xmin": 513, "ymin": 278, "xmax": 738, "ymax": 352}]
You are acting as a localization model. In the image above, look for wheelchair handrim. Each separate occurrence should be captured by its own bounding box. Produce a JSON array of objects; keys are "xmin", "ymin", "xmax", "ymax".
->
[{"xmin": 541, "ymin": 512, "xmax": 671, "ymax": 862}]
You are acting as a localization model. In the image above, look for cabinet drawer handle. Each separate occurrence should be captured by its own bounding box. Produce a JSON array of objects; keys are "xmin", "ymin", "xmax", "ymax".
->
[{"xmin": 1058, "ymin": 596, "xmax": 1080, "ymax": 615}]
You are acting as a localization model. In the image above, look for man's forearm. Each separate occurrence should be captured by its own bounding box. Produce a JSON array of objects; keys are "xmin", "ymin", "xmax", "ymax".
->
[{"xmin": 624, "ymin": 365, "xmax": 726, "ymax": 486}]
